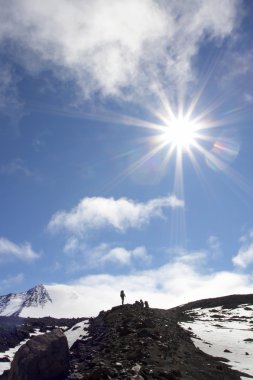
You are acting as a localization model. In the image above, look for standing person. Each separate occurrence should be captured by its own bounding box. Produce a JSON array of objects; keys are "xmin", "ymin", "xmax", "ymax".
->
[{"xmin": 120, "ymin": 290, "xmax": 126, "ymax": 305}]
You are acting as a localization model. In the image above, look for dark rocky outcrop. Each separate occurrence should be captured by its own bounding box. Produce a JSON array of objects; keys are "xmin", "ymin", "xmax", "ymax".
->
[
  {"xmin": 8, "ymin": 329, "xmax": 69, "ymax": 380},
  {"xmin": 0, "ymin": 315, "xmax": 85, "ymax": 352},
  {"xmin": 67, "ymin": 304, "xmax": 246, "ymax": 380}
]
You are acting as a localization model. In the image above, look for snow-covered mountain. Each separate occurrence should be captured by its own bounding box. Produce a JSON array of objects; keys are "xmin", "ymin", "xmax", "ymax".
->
[
  {"xmin": 0, "ymin": 284, "xmax": 92, "ymax": 318},
  {"xmin": 0, "ymin": 285, "xmax": 52, "ymax": 317}
]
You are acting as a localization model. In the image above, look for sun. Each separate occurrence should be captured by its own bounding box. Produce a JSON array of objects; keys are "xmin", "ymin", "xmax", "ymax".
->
[{"xmin": 160, "ymin": 115, "xmax": 199, "ymax": 151}]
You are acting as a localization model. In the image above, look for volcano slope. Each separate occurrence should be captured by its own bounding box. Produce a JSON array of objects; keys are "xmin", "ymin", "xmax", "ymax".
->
[{"xmin": 67, "ymin": 303, "xmax": 248, "ymax": 380}]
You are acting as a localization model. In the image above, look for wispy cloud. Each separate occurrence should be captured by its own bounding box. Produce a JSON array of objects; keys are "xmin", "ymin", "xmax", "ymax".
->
[
  {"xmin": 0, "ymin": 0, "xmax": 241, "ymax": 99},
  {"xmin": 0, "ymin": 237, "xmax": 40, "ymax": 262},
  {"xmin": 48, "ymin": 194, "xmax": 183, "ymax": 235},
  {"xmin": 233, "ymin": 229, "xmax": 253, "ymax": 268},
  {"xmin": 0, "ymin": 158, "xmax": 32, "ymax": 177}
]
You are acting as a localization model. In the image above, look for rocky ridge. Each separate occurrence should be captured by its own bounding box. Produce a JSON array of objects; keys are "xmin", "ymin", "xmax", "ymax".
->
[{"xmin": 67, "ymin": 303, "xmax": 247, "ymax": 380}]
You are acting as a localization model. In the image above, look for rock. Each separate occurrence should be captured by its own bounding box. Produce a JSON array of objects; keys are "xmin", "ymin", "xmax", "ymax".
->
[
  {"xmin": 0, "ymin": 357, "xmax": 10, "ymax": 362},
  {"xmin": 130, "ymin": 375, "xmax": 144, "ymax": 380},
  {"xmin": 224, "ymin": 349, "xmax": 232, "ymax": 353},
  {"xmin": 137, "ymin": 328, "xmax": 155, "ymax": 338},
  {"xmin": 131, "ymin": 363, "xmax": 141, "ymax": 374},
  {"xmin": 89, "ymin": 367, "xmax": 113, "ymax": 380},
  {"xmin": 0, "ymin": 370, "xmax": 9, "ymax": 380},
  {"xmin": 8, "ymin": 329, "xmax": 69, "ymax": 380},
  {"xmin": 119, "ymin": 326, "xmax": 132, "ymax": 336},
  {"xmin": 141, "ymin": 318, "xmax": 155, "ymax": 329},
  {"xmin": 169, "ymin": 369, "xmax": 182, "ymax": 378}
]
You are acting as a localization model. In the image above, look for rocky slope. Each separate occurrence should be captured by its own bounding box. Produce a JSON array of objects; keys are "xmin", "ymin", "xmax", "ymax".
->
[{"xmin": 67, "ymin": 303, "xmax": 249, "ymax": 379}]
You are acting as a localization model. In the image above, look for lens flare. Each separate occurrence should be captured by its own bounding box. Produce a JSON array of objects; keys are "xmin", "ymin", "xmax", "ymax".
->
[{"xmin": 206, "ymin": 131, "xmax": 240, "ymax": 172}]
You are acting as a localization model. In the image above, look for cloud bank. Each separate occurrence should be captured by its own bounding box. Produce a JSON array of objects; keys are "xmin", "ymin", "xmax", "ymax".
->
[
  {"xmin": 48, "ymin": 194, "xmax": 183, "ymax": 235},
  {"xmin": 0, "ymin": 0, "xmax": 241, "ymax": 99},
  {"xmin": 44, "ymin": 251, "xmax": 253, "ymax": 317}
]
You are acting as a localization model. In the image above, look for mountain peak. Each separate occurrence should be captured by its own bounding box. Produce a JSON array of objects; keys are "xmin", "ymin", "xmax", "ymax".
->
[
  {"xmin": 23, "ymin": 284, "xmax": 52, "ymax": 308},
  {"xmin": 0, "ymin": 284, "xmax": 52, "ymax": 317}
]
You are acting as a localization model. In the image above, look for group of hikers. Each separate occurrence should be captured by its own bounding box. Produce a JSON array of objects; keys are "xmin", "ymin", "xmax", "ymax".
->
[{"xmin": 120, "ymin": 290, "xmax": 149, "ymax": 308}]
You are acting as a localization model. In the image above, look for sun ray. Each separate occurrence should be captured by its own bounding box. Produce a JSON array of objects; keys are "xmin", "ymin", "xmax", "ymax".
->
[{"xmin": 32, "ymin": 86, "xmax": 250, "ymax": 249}]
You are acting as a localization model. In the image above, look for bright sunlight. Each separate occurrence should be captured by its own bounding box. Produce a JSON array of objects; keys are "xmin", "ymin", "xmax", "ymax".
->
[{"xmin": 161, "ymin": 116, "xmax": 199, "ymax": 150}]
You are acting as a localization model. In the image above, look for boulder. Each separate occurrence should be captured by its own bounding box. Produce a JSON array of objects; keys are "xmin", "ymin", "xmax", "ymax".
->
[{"xmin": 8, "ymin": 329, "xmax": 69, "ymax": 380}]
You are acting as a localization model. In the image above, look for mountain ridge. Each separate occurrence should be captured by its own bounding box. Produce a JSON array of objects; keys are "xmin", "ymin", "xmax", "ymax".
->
[{"xmin": 66, "ymin": 303, "xmax": 250, "ymax": 379}]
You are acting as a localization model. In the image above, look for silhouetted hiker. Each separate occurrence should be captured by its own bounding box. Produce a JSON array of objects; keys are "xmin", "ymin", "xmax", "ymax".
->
[
  {"xmin": 120, "ymin": 290, "xmax": 126, "ymax": 305},
  {"xmin": 144, "ymin": 300, "xmax": 149, "ymax": 308},
  {"xmin": 140, "ymin": 299, "xmax": 144, "ymax": 308}
]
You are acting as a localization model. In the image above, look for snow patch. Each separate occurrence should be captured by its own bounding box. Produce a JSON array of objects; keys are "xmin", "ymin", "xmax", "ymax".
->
[
  {"xmin": 0, "ymin": 329, "xmax": 45, "ymax": 375},
  {"xmin": 64, "ymin": 320, "xmax": 89, "ymax": 349},
  {"xmin": 180, "ymin": 304, "xmax": 253, "ymax": 378}
]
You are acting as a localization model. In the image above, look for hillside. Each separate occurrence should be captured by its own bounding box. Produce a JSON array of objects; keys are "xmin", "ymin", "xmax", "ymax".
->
[{"xmin": 66, "ymin": 302, "xmax": 251, "ymax": 380}]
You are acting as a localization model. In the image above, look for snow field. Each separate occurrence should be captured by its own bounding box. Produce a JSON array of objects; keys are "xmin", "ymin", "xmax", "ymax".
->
[{"xmin": 179, "ymin": 305, "xmax": 253, "ymax": 379}]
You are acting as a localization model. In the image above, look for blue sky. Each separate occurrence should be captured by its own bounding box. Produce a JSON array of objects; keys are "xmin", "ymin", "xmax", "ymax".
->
[{"xmin": 0, "ymin": 0, "xmax": 253, "ymax": 306}]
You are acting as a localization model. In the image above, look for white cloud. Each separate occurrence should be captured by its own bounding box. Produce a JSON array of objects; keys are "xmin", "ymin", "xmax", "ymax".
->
[
  {"xmin": 63, "ymin": 242, "xmax": 151, "ymax": 272},
  {"xmin": 93, "ymin": 244, "xmax": 151, "ymax": 266},
  {"xmin": 0, "ymin": 0, "xmax": 241, "ymax": 99},
  {"xmin": 48, "ymin": 194, "xmax": 183, "ymax": 235},
  {"xmin": 233, "ymin": 229, "xmax": 253, "ymax": 268},
  {"xmin": 0, "ymin": 237, "xmax": 40, "ymax": 262}
]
